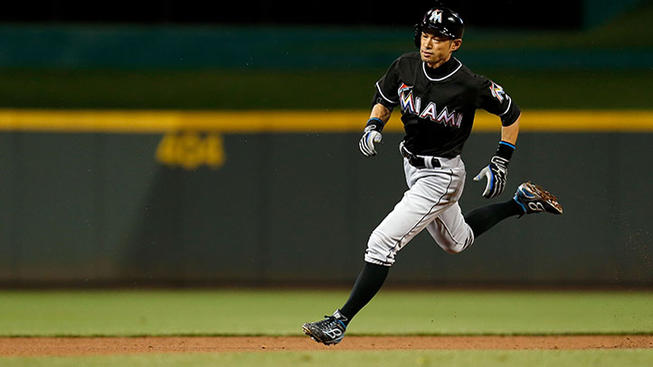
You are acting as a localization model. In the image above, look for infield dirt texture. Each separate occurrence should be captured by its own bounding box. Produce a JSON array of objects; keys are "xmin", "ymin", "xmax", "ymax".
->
[{"xmin": 1, "ymin": 335, "xmax": 652, "ymax": 356}]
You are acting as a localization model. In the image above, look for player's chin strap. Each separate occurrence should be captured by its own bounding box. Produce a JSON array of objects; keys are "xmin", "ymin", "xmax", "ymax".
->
[{"xmin": 473, "ymin": 141, "xmax": 515, "ymax": 199}]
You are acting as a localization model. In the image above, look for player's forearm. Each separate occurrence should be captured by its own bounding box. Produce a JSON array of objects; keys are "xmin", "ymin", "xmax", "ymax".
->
[
  {"xmin": 370, "ymin": 104, "xmax": 392, "ymax": 124},
  {"xmin": 500, "ymin": 114, "xmax": 520, "ymax": 145}
]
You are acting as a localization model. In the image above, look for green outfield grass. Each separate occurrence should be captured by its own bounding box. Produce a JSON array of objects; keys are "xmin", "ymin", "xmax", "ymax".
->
[
  {"xmin": 1, "ymin": 350, "xmax": 653, "ymax": 367},
  {"xmin": 0, "ymin": 290, "xmax": 651, "ymax": 336}
]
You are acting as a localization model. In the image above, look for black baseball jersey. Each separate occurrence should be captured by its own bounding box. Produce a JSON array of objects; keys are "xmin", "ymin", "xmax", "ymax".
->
[{"xmin": 373, "ymin": 52, "xmax": 520, "ymax": 158}]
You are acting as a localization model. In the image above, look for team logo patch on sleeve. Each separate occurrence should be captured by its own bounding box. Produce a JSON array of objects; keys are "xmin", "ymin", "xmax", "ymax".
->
[
  {"xmin": 489, "ymin": 82, "xmax": 506, "ymax": 103},
  {"xmin": 398, "ymin": 83, "xmax": 413, "ymax": 95}
]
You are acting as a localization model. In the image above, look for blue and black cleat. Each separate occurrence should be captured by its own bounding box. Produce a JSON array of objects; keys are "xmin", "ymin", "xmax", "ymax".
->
[
  {"xmin": 302, "ymin": 310, "xmax": 348, "ymax": 345},
  {"xmin": 513, "ymin": 181, "xmax": 563, "ymax": 216}
]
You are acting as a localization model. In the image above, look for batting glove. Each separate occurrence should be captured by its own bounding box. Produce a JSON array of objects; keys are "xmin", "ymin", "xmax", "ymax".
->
[
  {"xmin": 474, "ymin": 141, "xmax": 516, "ymax": 199},
  {"xmin": 474, "ymin": 156, "xmax": 509, "ymax": 198},
  {"xmin": 359, "ymin": 126, "xmax": 383, "ymax": 157}
]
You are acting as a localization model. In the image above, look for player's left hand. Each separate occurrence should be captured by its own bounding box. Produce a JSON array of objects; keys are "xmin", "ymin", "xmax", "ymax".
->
[
  {"xmin": 473, "ymin": 156, "xmax": 509, "ymax": 198},
  {"xmin": 359, "ymin": 126, "xmax": 383, "ymax": 156}
]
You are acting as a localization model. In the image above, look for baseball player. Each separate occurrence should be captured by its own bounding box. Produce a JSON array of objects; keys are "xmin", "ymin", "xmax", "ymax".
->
[{"xmin": 302, "ymin": 6, "xmax": 563, "ymax": 345}]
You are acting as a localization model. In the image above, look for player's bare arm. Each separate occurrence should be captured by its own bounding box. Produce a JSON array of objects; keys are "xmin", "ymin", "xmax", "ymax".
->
[
  {"xmin": 501, "ymin": 114, "xmax": 520, "ymax": 145},
  {"xmin": 370, "ymin": 103, "xmax": 392, "ymax": 123}
]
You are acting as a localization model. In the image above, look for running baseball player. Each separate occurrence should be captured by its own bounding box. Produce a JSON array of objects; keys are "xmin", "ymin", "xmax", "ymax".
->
[{"xmin": 302, "ymin": 6, "xmax": 563, "ymax": 345}]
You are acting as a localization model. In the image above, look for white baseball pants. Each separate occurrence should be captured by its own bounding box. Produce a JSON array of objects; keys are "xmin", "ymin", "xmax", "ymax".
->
[{"xmin": 364, "ymin": 155, "xmax": 475, "ymax": 266}]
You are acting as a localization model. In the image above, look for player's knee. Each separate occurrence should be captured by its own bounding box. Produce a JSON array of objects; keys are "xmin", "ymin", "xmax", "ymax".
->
[
  {"xmin": 364, "ymin": 232, "xmax": 395, "ymax": 266},
  {"xmin": 440, "ymin": 230, "xmax": 474, "ymax": 255}
]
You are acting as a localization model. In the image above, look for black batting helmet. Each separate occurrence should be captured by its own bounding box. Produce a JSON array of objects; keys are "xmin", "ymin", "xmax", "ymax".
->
[{"xmin": 413, "ymin": 7, "xmax": 464, "ymax": 47}]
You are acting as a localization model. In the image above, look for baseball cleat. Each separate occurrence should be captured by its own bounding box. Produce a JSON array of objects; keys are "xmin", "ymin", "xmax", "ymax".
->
[
  {"xmin": 302, "ymin": 310, "xmax": 348, "ymax": 345},
  {"xmin": 513, "ymin": 181, "xmax": 563, "ymax": 215}
]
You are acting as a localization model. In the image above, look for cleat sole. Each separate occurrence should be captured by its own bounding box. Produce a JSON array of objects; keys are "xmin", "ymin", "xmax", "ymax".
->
[{"xmin": 523, "ymin": 182, "xmax": 563, "ymax": 214}]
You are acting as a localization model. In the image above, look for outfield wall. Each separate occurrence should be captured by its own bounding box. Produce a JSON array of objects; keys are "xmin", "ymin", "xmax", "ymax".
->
[{"xmin": 0, "ymin": 110, "xmax": 651, "ymax": 286}]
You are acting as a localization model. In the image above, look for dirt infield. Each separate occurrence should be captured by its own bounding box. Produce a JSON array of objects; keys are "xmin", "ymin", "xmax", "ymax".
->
[{"xmin": 0, "ymin": 335, "xmax": 651, "ymax": 356}]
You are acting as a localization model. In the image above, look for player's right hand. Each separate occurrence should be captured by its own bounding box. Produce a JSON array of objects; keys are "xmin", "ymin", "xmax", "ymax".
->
[{"xmin": 359, "ymin": 126, "xmax": 383, "ymax": 156}]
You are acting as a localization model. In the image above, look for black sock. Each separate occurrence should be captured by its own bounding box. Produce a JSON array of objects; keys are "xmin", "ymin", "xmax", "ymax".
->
[
  {"xmin": 464, "ymin": 199, "xmax": 523, "ymax": 237},
  {"xmin": 339, "ymin": 262, "xmax": 389, "ymax": 324}
]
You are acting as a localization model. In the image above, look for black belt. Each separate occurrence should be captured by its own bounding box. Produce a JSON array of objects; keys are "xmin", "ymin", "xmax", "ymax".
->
[{"xmin": 400, "ymin": 145, "xmax": 441, "ymax": 169}]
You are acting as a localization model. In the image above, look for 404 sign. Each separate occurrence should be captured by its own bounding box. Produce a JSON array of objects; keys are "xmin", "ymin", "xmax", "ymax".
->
[{"xmin": 156, "ymin": 131, "xmax": 225, "ymax": 170}]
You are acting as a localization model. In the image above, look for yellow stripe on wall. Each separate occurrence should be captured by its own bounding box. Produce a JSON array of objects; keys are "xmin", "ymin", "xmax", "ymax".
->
[{"xmin": 0, "ymin": 109, "xmax": 652, "ymax": 133}]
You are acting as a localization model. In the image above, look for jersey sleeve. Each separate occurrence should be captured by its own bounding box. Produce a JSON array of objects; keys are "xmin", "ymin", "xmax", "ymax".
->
[
  {"xmin": 477, "ymin": 78, "xmax": 521, "ymax": 126},
  {"xmin": 371, "ymin": 58, "xmax": 401, "ymax": 109}
]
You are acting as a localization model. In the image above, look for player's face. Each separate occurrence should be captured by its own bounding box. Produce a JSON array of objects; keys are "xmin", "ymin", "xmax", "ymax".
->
[{"xmin": 420, "ymin": 32, "xmax": 462, "ymax": 67}]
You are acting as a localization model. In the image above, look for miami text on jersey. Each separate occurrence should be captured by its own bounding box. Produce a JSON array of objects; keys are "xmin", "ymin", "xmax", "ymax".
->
[{"xmin": 398, "ymin": 83, "xmax": 463, "ymax": 128}]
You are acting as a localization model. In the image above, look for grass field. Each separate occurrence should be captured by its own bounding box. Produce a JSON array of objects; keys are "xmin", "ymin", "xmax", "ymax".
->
[
  {"xmin": 0, "ymin": 290, "xmax": 651, "ymax": 366},
  {"xmin": 1, "ymin": 290, "xmax": 652, "ymax": 336}
]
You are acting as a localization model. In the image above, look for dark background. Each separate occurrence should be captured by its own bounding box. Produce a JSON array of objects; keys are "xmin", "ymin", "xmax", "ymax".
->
[
  {"xmin": 2, "ymin": 0, "xmax": 583, "ymax": 29},
  {"xmin": 0, "ymin": 0, "xmax": 651, "ymax": 286}
]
